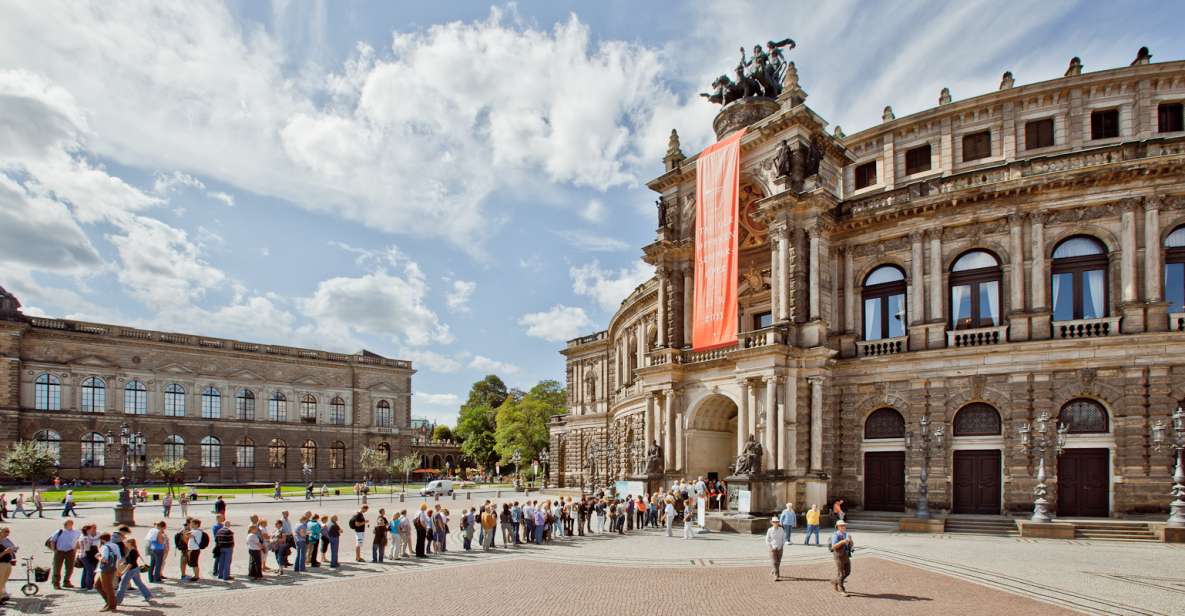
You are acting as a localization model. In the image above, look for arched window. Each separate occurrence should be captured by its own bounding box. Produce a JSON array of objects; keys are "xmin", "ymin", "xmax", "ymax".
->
[
  {"xmin": 34, "ymin": 373, "xmax": 61, "ymax": 411},
  {"xmin": 268, "ymin": 438, "xmax": 287, "ymax": 468},
  {"xmin": 862, "ymin": 265, "xmax": 907, "ymax": 340},
  {"xmin": 330, "ymin": 397, "xmax": 346, "ymax": 425},
  {"xmin": 1052, "ymin": 236, "xmax": 1108, "ymax": 321},
  {"xmin": 863, "ymin": 408, "xmax": 906, "ymax": 439},
  {"xmin": 300, "ymin": 394, "xmax": 317, "ymax": 424},
  {"xmin": 375, "ymin": 400, "xmax": 392, "ymax": 427},
  {"xmin": 1164, "ymin": 226, "xmax": 1185, "ymax": 314},
  {"xmin": 1058, "ymin": 398, "xmax": 1109, "ymax": 434},
  {"xmin": 953, "ymin": 403, "xmax": 1002, "ymax": 436},
  {"xmin": 376, "ymin": 442, "xmax": 391, "ymax": 462},
  {"xmin": 268, "ymin": 392, "xmax": 287, "ymax": 422},
  {"xmin": 34, "ymin": 430, "xmax": 61, "ymax": 465},
  {"xmin": 330, "ymin": 441, "xmax": 346, "ymax": 469},
  {"xmin": 200, "ymin": 436, "xmax": 221, "ymax": 467},
  {"xmin": 201, "ymin": 386, "xmax": 221, "ymax": 419},
  {"xmin": 236, "ymin": 437, "xmax": 255, "ymax": 468},
  {"xmin": 80, "ymin": 377, "xmax": 106, "ymax": 413},
  {"xmin": 950, "ymin": 251, "xmax": 1002, "ymax": 330},
  {"xmin": 164, "ymin": 435, "xmax": 185, "ymax": 462},
  {"xmin": 164, "ymin": 383, "xmax": 186, "ymax": 417},
  {"xmin": 301, "ymin": 439, "xmax": 317, "ymax": 468},
  {"xmin": 124, "ymin": 380, "xmax": 147, "ymax": 415},
  {"xmin": 81, "ymin": 432, "xmax": 105, "ymax": 467},
  {"xmin": 236, "ymin": 389, "xmax": 255, "ymax": 420}
]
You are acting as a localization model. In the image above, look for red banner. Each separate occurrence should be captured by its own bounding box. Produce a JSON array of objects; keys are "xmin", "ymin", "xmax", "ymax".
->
[{"xmin": 692, "ymin": 128, "xmax": 744, "ymax": 351}]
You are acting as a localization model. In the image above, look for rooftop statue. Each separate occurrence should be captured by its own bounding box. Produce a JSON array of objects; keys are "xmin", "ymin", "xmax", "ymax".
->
[{"xmin": 701, "ymin": 38, "xmax": 795, "ymax": 105}]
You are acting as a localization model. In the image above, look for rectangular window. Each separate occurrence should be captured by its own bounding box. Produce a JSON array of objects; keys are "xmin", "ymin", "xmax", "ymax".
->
[
  {"xmin": 950, "ymin": 284, "xmax": 973, "ymax": 329},
  {"xmin": 1090, "ymin": 109, "xmax": 1119, "ymax": 140},
  {"xmin": 863, "ymin": 297, "xmax": 882, "ymax": 340},
  {"xmin": 962, "ymin": 130, "xmax": 991, "ymax": 161},
  {"xmin": 1160, "ymin": 103, "xmax": 1185, "ymax": 133},
  {"xmin": 904, "ymin": 144, "xmax": 931, "ymax": 175},
  {"xmin": 753, "ymin": 311, "xmax": 772, "ymax": 330},
  {"xmin": 236, "ymin": 445, "xmax": 255, "ymax": 468},
  {"xmin": 886, "ymin": 293, "xmax": 906, "ymax": 337},
  {"xmin": 1025, "ymin": 118, "xmax": 1055, "ymax": 149},
  {"xmin": 1166, "ymin": 262, "xmax": 1185, "ymax": 314},
  {"xmin": 854, "ymin": 161, "xmax": 877, "ymax": 189}
]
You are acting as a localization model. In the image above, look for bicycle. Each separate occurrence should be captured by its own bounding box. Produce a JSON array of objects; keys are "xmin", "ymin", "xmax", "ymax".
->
[{"xmin": 21, "ymin": 555, "xmax": 49, "ymax": 597}]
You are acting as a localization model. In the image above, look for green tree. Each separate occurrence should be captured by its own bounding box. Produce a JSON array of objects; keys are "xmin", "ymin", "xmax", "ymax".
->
[
  {"xmin": 455, "ymin": 375, "xmax": 509, "ymax": 470},
  {"xmin": 1, "ymin": 441, "xmax": 58, "ymax": 495},
  {"xmin": 494, "ymin": 380, "xmax": 565, "ymax": 466},
  {"xmin": 359, "ymin": 446, "xmax": 388, "ymax": 483},
  {"xmin": 389, "ymin": 452, "xmax": 419, "ymax": 493},
  {"xmin": 431, "ymin": 424, "xmax": 454, "ymax": 442},
  {"xmin": 464, "ymin": 375, "xmax": 509, "ymax": 409},
  {"xmin": 148, "ymin": 457, "xmax": 187, "ymax": 497}
]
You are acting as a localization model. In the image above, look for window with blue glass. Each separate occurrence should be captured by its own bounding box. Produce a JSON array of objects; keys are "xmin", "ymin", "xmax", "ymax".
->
[
  {"xmin": 1165, "ymin": 226, "xmax": 1185, "ymax": 314},
  {"xmin": 862, "ymin": 265, "xmax": 907, "ymax": 340},
  {"xmin": 949, "ymin": 250, "xmax": 1001, "ymax": 330},
  {"xmin": 1051, "ymin": 236, "xmax": 1108, "ymax": 321}
]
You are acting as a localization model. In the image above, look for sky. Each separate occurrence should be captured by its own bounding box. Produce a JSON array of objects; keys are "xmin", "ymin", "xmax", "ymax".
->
[{"xmin": 2, "ymin": 1, "xmax": 1183, "ymax": 426}]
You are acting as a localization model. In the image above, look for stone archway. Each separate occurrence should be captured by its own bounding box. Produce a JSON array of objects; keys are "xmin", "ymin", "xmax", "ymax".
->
[{"xmin": 685, "ymin": 393, "xmax": 739, "ymax": 480}]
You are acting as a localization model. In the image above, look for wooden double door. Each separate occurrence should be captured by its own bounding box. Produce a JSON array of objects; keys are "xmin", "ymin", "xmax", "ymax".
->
[
  {"xmin": 1057, "ymin": 448, "xmax": 1110, "ymax": 517},
  {"xmin": 953, "ymin": 450, "xmax": 1001, "ymax": 514},
  {"xmin": 864, "ymin": 451, "xmax": 905, "ymax": 512}
]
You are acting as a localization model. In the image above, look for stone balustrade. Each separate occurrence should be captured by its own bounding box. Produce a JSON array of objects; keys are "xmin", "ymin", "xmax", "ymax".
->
[
  {"xmin": 947, "ymin": 325, "xmax": 1008, "ymax": 348},
  {"xmin": 856, "ymin": 336, "xmax": 908, "ymax": 357},
  {"xmin": 1052, "ymin": 317, "xmax": 1122, "ymax": 339},
  {"xmin": 740, "ymin": 325, "xmax": 788, "ymax": 348}
]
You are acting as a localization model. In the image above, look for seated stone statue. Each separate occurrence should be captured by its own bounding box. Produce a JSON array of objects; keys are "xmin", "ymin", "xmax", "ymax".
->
[
  {"xmin": 644, "ymin": 440, "xmax": 664, "ymax": 474},
  {"xmin": 732, "ymin": 435, "xmax": 763, "ymax": 476}
]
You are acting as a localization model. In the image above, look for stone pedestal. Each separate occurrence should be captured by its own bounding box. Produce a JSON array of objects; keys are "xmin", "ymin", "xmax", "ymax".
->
[
  {"xmin": 628, "ymin": 474, "xmax": 667, "ymax": 496},
  {"xmin": 712, "ymin": 97, "xmax": 779, "ymax": 140},
  {"xmin": 1120, "ymin": 302, "xmax": 1147, "ymax": 334},
  {"xmin": 1018, "ymin": 521, "xmax": 1073, "ymax": 539},
  {"xmin": 1145, "ymin": 301, "xmax": 1170, "ymax": 333},
  {"xmin": 114, "ymin": 505, "xmax": 136, "ymax": 527},
  {"xmin": 1163, "ymin": 526, "xmax": 1185, "ymax": 543},
  {"xmin": 705, "ymin": 512, "xmax": 770, "ymax": 534},
  {"xmin": 898, "ymin": 517, "xmax": 945, "ymax": 533}
]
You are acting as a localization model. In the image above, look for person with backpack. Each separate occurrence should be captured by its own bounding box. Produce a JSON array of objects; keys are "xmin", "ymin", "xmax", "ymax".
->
[
  {"xmin": 325, "ymin": 514, "xmax": 341, "ymax": 568},
  {"xmin": 214, "ymin": 521, "xmax": 234, "ymax": 580},
  {"xmin": 210, "ymin": 515, "xmax": 226, "ymax": 579},
  {"xmin": 174, "ymin": 519, "xmax": 191, "ymax": 580},
  {"xmin": 48, "ymin": 518, "xmax": 80, "ymax": 589},
  {"xmin": 185, "ymin": 518, "xmax": 208, "ymax": 581},
  {"xmin": 96, "ymin": 532, "xmax": 121, "ymax": 612},
  {"xmin": 349, "ymin": 505, "xmax": 368, "ymax": 563}
]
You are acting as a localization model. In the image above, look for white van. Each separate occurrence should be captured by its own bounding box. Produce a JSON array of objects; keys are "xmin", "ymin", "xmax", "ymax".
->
[{"xmin": 419, "ymin": 479, "xmax": 454, "ymax": 497}]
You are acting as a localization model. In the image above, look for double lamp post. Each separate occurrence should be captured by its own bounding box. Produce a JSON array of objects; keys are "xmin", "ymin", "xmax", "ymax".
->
[{"xmin": 107, "ymin": 423, "xmax": 145, "ymax": 525}]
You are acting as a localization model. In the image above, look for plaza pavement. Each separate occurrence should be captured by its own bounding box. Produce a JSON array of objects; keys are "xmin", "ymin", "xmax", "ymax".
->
[{"xmin": 2, "ymin": 491, "xmax": 1183, "ymax": 615}]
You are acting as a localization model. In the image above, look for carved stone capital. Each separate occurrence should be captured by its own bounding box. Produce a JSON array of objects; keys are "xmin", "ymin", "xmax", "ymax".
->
[
  {"xmin": 1028, "ymin": 210, "xmax": 1049, "ymax": 226},
  {"xmin": 1008, "ymin": 212, "xmax": 1025, "ymax": 227},
  {"xmin": 924, "ymin": 227, "xmax": 942, "ymax": 242},
  {"xmin": 908, "ymin": 230, "xmax": 924, "ymax": 245}
]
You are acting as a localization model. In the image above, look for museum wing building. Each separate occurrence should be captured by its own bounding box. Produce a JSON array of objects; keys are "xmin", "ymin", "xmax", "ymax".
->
[
  {"xmin": 551, "ymin": 52, "xmax": 1185, "ymax": 518},
  {"xmin": 0, "ymin": 289, "xmax": 414, "ymax": 483}
]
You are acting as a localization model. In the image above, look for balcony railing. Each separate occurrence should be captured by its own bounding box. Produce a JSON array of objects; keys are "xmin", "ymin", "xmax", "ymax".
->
[
  {"xmin": 947, "ymin": 325, "xmax": 1008, "ymax": 348},
  {"xmin": 683, "ymin": 346, "xmax": 731, "ymax": 363},
  {"xmin": 1171, "ymin": 312, "xmax": 1185, "ymax": 332},
  {"xmin": 1052, "ymin": 316, "xmax": 1121, "ymax": 339},
  {"xmin": 856, "ymin": 336, "xmax": 908, "ymax": 357},
  {"xmin": 739, "ymin": 324, "xmax": 788, "ymax": 349}
]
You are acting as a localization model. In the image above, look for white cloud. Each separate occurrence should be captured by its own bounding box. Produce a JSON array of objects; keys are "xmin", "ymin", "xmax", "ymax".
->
[
  {"xmin": 468, "ymin": 355, "xmax": 520, "ymax": 375},
  {"xmin": 106, "ymin": 215, "xmax": 226, "ymax": 309},
  {"xmin": 416, "ymin": 392, "xmax": 460, "ymax": 406},
  {"xmin": 570, "ymin": 259, "xmax": 654, "ymax": 312},
  {"xmin": 553, "ymin": 230, "xmax": 629, "ymax": 252},
  {"xmin": 0, "ymin": 174, "xmax": 102, "ymax": 273},
  {"xmin": 207, "ymin": 191, "xmax": 235, "ymax": 206},
  {"xmin": 153, "ymin": 171, "xmax": 205, "ymax": 195},
  {"xmin": 518, "ymin": 305, "xmax": 595, "ymax": 342},
  {"xmin": 301, "ymin": 263, "xmax": 453, "ymax": 347},
  {"xmin": 580, "ymin": 198, "xmax": 607, "ymax": 224},
  {"xmin": 400, "ymin": 348, "xmax": 466, "ymax": 374},
  {"xmin": 445, "ymin": 279, "xmax": 476, "ymax": 313}
]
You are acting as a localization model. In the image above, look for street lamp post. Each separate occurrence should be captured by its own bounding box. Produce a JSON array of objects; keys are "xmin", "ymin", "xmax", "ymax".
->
[
  {"xmin": 107, "ymin": 423, "xmax": 143, "ymax": 525},
  {"xmin": 603, "ymin": 441, "xmax": 617, "ymax": 497},
  {"xmin": 904, "ymin": 416, "xmax": 945, "ymax": 519},
  {"xmin": 302, "ymin": 463, "xmax": 313, "ymax": 501},
  {"xmin": 539, "ymin": 449, "xmax": 550, "ymax": 489},
  {"xmin": 1151, "ymin": 405, "xmax": 1185, "ymax": 527},
  {"xmin": 1016, "ymin": 411, "xmax": 1068, "ymax": 523},
  {"xmin": 512, "ymin": 449, "xmax": 523, "ymax": 491}
]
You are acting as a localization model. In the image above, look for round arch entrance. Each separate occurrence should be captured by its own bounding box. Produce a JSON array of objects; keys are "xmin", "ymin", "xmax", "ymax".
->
[{"xmin": 685, "ymin": 394, "xmax": 738, "ymax": 481}]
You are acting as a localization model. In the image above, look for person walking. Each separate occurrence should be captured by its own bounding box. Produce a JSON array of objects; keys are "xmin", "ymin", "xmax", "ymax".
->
[
  {"xmin": 214, "ymin": 520, "xmax": 234, "ymax": 580},
  {"xmin": 32, "ymin": 491, "xmax": 44, "ymax": 518},
  {"xmin": 213, "ymin": 496, "xmax": 227, "ymax": 519},
  {"xmin": 0, "ymin": 527, "xmax": 17, "ymax": 604},
  {"xmin": 326, "ymin": 514, "xmax": 341, "ymax": 568},
  {"xmin": 829, "ymin": 520, "xmax": 854, "ymax": 595},
  {"xmin": 500, "ymin": 504, "xmax": 512, "ymax": 545},
  {"xmin": 480, "ymin": 506, "xmax": 496, "ymax": 551},
  {"xmin": 273, "ymin": 482, "xmax": 282, "ymax": 500},
  {"xmin": 179, "ymin": 493, "xmax": 189, "ymax": 519},
  {"xmin": 779, "ymin": 503, "xmax": 797, "ymax": 545},
  {"xmin": 349, "ymin": 505, "xmax": 368, "ymax": 562},
  {"xmin": 461, "ymin": 507, "xmax": 475, "ymax": 551},
  {"xmin": 663, "ymin": 498, "xmax": 676, "ymax": 538},
  {"xmin": 246, "ymin": 524, "xmax": 264, "ymax": 580},
  {"xmin": 13, "ymin": 493, "xmax": 27, "ymax": 518},
  {"xmin": 61, "ymin": 490, "xmax": 78, "ymax": 517},
  {"xmin": 397, "ymin": 510, "xmax": 412, "ymax": 558},
  {"xmin": 76, "ymin": 524, "xmax": 100, "ymax": 589},
  {"xmin": 115, "ymin": 538, "xmax": 152, "ymax": 605},
  {"xmin": 96, "ymin": 532, "xmax": 121, "ymax": 612},
  {"xmin": 162, "ymin": 493, "xmax": 172, "ymax": 518},
  {"xmin": 48, "ymin": 518, "xmax": 81, "ymax": 589},
  {"xmin": 804, "ymin": 504, "xmax": 821, "ymax": 546},
  {"xmin": 766, "ymin": 516, "xmax": 786, "ymax": 581},
  {"xmin": 682, "ymin": 498, "xmax": 696, "ymax": 540},
  {"xmin": 144, "ymin": 521, "xmax": 168, "ymax": 583}
]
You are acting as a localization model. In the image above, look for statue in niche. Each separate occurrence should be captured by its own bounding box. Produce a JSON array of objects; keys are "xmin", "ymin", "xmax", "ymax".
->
[
  {"xmin": 731, "ymin": 434, "xmax": 763, "ymax": 476},
  {"xmin": 584, "ymin": 368, "xmax": 597, "ymax": 403},
  {"xmin": 644, "ymin": 439, "xmax": 664, "ymax": 474}
]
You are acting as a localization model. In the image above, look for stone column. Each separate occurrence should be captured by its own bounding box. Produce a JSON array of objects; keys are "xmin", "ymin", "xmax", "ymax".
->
[
  {"xmin": 675, "ymin": 408, "xmax": 685, "ymax": 472},
  {"xmin": 737, "ymin": 379, "xmax": 750, "ymax": 456},
  {"xmin": 776, "ymin": 226, "xmax": 790, "ymax": 322},
  {"xmin": 664, "ymin": 390, "xmax": 675, "ymax": 471},
  {"xmin": 808, "ymin": 376, "xmax": 824, "ymax": 472},
  {"xmin": 656, "ymin": 267, "xmax": 668, "ymax": 348},
  {"xmin": 809, "ymin": 228, "xmax": 821, "ymax": 320},
  {"xmin": 928, "ymin": 229, "xmax": 942, "ymax": 321},
  {"xmin": 1032, "ymin": 213, "xmax": 1048, "ymax": 308},
  {"xmin": 764, "ymin": 375, "xmax": 778, "ymax": 470},
  {"xmin": 683, "ymin": 268, "xmax": 693, "ymax": 346},
  {"xmin": 783, "ymin": 376, "xmax": 797, "ymax": 471},
  {"xmin": 1122, "ymin": 203, "xmax": 1138, "ymax": 303},
  {"xmin": 1009, "ymin": 213, "xmax": 1025, "ymax": 312},
  {"xmin": 910, "ymin": 231, "xmax": 924, "ymax": 324},
  {"xmin": 1145, "ymin": 198, "xmax": 1162, "ymax": 302},
  {"xmin": 644, "ymin": 393, "xmax": 655, "ymax": 449},
  {"xmin": 843, "ymin": 243, "xmax": 856, "ymax": 332}
]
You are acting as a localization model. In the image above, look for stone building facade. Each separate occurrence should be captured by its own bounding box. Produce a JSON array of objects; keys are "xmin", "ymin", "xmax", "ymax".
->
[
  {"xmin": 551, "ymin": 52, "xmax": 1185, "ymax": 518},
  {"xmin": 0, "ymin": 288, "xmax": 415, "ymax": 483}
]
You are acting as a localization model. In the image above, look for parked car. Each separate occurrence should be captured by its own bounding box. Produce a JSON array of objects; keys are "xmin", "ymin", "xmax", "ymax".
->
[{"xmin": 419, "ymin": 479, "xmax": 454, "ymax": 497}]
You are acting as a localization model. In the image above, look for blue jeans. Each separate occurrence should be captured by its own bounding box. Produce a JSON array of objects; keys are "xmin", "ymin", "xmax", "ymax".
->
[
  {"xmin": 217, "ymin": 547, "xmax": 233, "ymax": 579},
  {"xmin": 80, "ymin": 556, "xmax": 97, "ymax": 589},
  {"xmin": 328, "ymin": 536, "xmax": 339, "ymax": 567},
  {"xmin": 294, "ymin": 541, "xmax": 306, "ymax": 571},
  {"xmin": 371, "ymin": 541, "xmax": 384, "ymax": 563},
  {"xmin": 534, "ymin": 525, "xmax": 544, "ymax": 544},
  {"xmin": 804, "ymin": 525, "xmax": 820, "ymax": 545},
  {"xmin": 116, "ymin": 567, "xmax": 151, "ymax": 603},
  {"xmin": 148, "ymin": 548, "xmax": 165, "ymax": 582},
  {"xmin": 61, "ymin": 503, "xmax": 77, "ymax": 517}
]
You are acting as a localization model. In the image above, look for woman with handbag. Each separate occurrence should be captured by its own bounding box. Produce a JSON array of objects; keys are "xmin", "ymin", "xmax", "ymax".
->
[
  {"xmin": 77, "ymin": 524, "xmax": 100, "ymax": 589},
  {"xmin": 115, "ymin": 538, "xmax": 153, "ymax": 605}
]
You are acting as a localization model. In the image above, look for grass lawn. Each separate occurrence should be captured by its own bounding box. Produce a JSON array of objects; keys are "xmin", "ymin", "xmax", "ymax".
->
[{"xmin": 25, "ymin": 482, "xmax": 516, "ymax": 503}]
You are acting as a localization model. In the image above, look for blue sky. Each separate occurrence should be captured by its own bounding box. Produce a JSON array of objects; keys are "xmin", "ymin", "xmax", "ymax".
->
[{"xmin": 2, "ymin": 1, "xmax": 1183, "ymax": 425}]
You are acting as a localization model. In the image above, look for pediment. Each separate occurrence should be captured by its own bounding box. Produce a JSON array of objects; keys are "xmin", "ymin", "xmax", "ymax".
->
[
  {"xmin": 291, "ymin": 374, "xmax": 326, "ymax": 387},
  {"xmin": 369, "ymin": 381, "xmax": 399, "ymax": 393},
  {"xmin": 68, "ymin": 355, "xmax": 116, "ymax": 368},
  {"xmin": 226, "ymin": 369, "xmax": 266, "ymax": 382},
  {"xmin": 157, "ymin": 363, "xmax": 195, "ymax": 375}
]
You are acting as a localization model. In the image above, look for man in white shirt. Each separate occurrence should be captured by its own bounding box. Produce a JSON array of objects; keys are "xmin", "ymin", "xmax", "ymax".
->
[
  {"xmin": 186, "ymin": 519, "xmax": 206, "ymax": 581},
  {"xmin": 663, "ymin": 499, "xmax": 676, "ymax": 537},
  {"xmin": 766, "ymin": 517, "xmax": 786, "ymax": 581}
]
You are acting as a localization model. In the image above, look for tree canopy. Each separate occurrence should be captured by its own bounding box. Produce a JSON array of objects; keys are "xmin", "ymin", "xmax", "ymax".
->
[
  {"xmin": 1, "ymin": 441, "xmax": 58, "ymax": 487},
  {"xmin": 431, "ymin": 424, "xmax": 454, "ymax": 442},
  {"xmin": 494, "ymin": 380, "xmax": 565, "ymax": 465},
  {"xmin": 455, "ymin": 375, "xmax": 509, "ymax": 469}
]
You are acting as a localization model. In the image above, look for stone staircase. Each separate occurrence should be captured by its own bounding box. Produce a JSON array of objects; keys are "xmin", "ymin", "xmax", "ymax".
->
[
  {"xmin": 844, "ymin": 510, "xmax": 904, "ymax": 532},
  {"xmin": 1070, "ymin": 521, "xmax": 1158, "ymax": 542},
  {"xmin": 944, "ymin": 515, "xmax": 1020, "ymax": 537}
]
